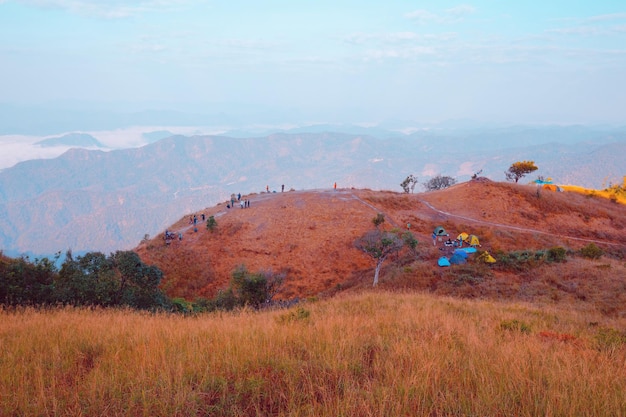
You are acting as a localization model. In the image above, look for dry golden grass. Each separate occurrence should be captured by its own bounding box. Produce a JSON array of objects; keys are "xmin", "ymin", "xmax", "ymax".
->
[
  {"xmin": 2, "ymin": 292, "xmax": 625, "ymax": 416},
  {"xmin": 561, "ymin": 184, "xmax": 626, "ymax": 205}
]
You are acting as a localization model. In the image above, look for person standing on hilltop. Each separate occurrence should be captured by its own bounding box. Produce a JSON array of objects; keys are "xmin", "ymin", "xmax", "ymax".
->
[
  {"xmin": 266, "ymin": 185, "xmax": 269, "ymax": 192},
  {"xmin": 282, "ymin": 184, "xmax": 284, "ymax": 192},
  {"xmin": 334, "ymin": 182, "xmax": 337, "ymax": 190}
]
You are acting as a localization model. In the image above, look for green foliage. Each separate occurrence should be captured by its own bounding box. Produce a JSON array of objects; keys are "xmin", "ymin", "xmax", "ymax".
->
[
  {"xmin": 546, "ymin": 246, "xmax": 567, "ymax": 263},
  {"xmin": 499, "ymin": 319, "xmax": 531, "ymax": 334},
  {"xmin": 402, "ymin": 231, "xmax": 419, "ymax": 255},
  {"xmin": 56, "ymin": 251, "xmax": 118, "ymax": 306},
  {"xmin": 400, "ymin": 174, "xmax": 418, "ymax": 193},
  {"xmin": 505, "ymin": 160, "xmax": 538, "ymax": 183},
  {"xmin": 0, "ymin": 250, "xmax": 170, "ymax": 310},
  {"xmin": 372, "ymin": 213, "xmax": 385, "ymax": 228},
  {"xmin": 424, "ymin": 175, "xmax": 456, "ymax": 191},
  {"xmin": 580, "ymin": 243, "xmax": 603, "ymax": 259},
  {"xmin": 493, "ymin": 249, "xmax": 547, "ymax": 272},
  {"xmin": 355, "ymin": 229, "xmax": 404, "ymax": 286},
  {"xmin": 0, "ymin": 253, "xmax": 58, "ymax": 306},
  {"xmin": 231, "ymin": 265, "xmax": 285, "ymax": 309},
  {"xmin": 206, "ymin": 215, "xmax": 217, "ymax": 232}
]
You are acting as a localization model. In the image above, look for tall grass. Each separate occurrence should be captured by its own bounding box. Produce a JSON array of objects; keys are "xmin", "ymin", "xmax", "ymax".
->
[{"xmin": 1, "ymin": 292, "xmax": 625, "ymax": 416}]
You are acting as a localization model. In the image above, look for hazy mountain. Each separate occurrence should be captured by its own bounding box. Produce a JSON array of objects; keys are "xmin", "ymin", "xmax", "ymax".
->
[
  {"xmin": 142, "ymin": 130, "xmax": 175, "ymax": 143},
  {"xmin": 0, "ymin": 128, "xmax": 623, "ymax": 257},
  {"xmin": 35, "ymin": 133, "xmax": 105, "ymax": 148}
]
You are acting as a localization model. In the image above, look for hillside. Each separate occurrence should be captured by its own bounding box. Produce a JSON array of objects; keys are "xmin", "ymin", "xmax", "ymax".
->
[
  {"xmin": 1, "ymin": 130, "xmax": 624, "ymax": 257},
  {"xmin": 137, "ymin": 180, "xmax": 626, "ymax": 315}
]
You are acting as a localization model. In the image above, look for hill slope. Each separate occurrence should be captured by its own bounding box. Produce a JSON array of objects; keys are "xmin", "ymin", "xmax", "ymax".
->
[
  {"xmin": 137, "ymin": 181, "xmax": 626, "ymax": 314},
  {"xmin": 1, "ymin": 130, "xmax": 624, "ymax": 257}
]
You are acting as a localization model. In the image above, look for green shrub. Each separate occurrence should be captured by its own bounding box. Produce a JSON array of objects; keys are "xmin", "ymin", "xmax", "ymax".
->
[
  {"xmin": 546, "ymin": 246, "xmax": 567, "ymax": 263},
  {"xmin": 580, "ymin": 243, "xmax": 603, "ymax": 259},
  {"xmin": 206, "ymin": 215, "xmax": 217, "ymax": 232}
]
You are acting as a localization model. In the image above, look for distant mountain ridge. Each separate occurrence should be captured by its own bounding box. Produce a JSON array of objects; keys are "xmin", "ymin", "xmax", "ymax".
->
[
  {"xmin": 35, "ymin": 133, "xmax": 105, "ymax": 148},
  {"xmin": 0, "ymin": 129, "xmax": 623, "ymax": 257}
]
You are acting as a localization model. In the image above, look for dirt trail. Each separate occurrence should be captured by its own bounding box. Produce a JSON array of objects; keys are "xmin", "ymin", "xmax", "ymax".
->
[{"xmin": 417, "ymin": 198, "xmax": 625, "ymax": 248}]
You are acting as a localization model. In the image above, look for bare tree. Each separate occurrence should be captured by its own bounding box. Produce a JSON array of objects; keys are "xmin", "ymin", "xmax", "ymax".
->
[
  {"xmin": 400, "ymin": 174, "xmax": 418, "ymax": 193},
  {"xmin": 355, "ymin": 230, "xmax": 404, "ymax": 286}
]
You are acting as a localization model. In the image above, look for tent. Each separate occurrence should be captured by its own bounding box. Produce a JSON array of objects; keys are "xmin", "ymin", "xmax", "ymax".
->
[
  {"xmin": 542, "ymin": 184, "xmax": 563, "ymax": 192},
  {"xmin": 433, "ymin": 226, "xmax": 449, "ymax": 236},
  {"xmin": 478, "ymin": 251, "xmax": 496, "ymax": 264},
  {"xmin": 453, "ymin": 249, "xmax": 468, "ymax": 259},
  {"xmin": 449, "ymin": 254, "xmax": 467, "ymax": 264},
  {"xmin": 438, "ymin": 257, "xmax": 451, "ymax": 267},
  {"xmin": 467, "ymin": 234, "xmax": 481, "ymax": 247},
  {"xmin": 457, "ymin": 232, "xmax": 469, "ymax": 242},
  {"xmin": 458, "ymin": 247, "xmax": 477, "ymax": 254}
]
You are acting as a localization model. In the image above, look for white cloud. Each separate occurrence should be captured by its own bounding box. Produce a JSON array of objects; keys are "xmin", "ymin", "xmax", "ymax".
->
[
  {"xmin": 588, "ymin": 12, "xmax": 626, "ymax": 22},
  {"xmin": 444, "ymin": 4, "xmax": 475, "ymax": 18},
  {"xmin": 404, "ymin": 9, "xmax": 438, "ymax": 24},
  {"xmin": 546, "ymin": 26, "xmax": 603, "ymax": 36},
  {"xmin": 343, "ymin": 32, "xmax": 456, "ymax": 46},
  {"xmin": 364, "ymin": 46, "xmax": 436, "ymax": 61}
]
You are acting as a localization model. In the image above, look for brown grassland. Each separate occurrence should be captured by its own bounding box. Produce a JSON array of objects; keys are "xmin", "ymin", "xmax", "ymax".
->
[
  {"xmin": 2, "ymin": 180, "xmax": 626, "ymax": 416},
  {"xmin": 2, "ymin": 292, "xmax": 626, "ymax": 416}
]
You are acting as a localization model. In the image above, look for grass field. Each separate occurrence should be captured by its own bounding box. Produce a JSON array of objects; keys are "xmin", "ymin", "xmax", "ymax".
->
[
  {"xmin": 560, "ymin": 184, "xmax": 626, "ymax": 205},
  {"xmin": 2, "ymin": 292, "xmax": 625, "ymax": 416}
]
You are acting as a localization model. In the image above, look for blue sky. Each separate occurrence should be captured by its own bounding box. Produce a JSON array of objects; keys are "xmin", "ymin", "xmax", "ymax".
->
[{"xmin": 1, "ymin": 0, "xmax": 626, "ymax": 125}]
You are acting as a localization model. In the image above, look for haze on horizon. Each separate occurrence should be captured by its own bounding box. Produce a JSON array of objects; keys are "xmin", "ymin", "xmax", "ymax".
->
[{"xmin": 1, "ymin": 0, "xmax": 626, "ymax": 130}]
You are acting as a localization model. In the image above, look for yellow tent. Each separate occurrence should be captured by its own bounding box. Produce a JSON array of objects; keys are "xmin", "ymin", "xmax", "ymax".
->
[
  {"xmin": 467, "ymin": 234, "xmax": 480, "ymax": 247},
  {"xmin": 478, "ymin": 251, "xmax": 496, "ymax": 264},
  {"xmin": 457, "ymin": 232, "xmax": 469, "ymax": 242}
]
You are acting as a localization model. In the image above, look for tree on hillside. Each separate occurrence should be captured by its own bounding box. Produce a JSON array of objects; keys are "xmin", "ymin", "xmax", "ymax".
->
[
  {"xmin": 57, "ymin": 251, "xmax": 117, "ymax": 306},
  {"xmin": 231, "ymin": 265, "xmax": 285, "ymax": 308},
  {"xmin": 400, "ymin": 174, "xmax": 418, "ymax": 193},
  {"xmin": 372, "ymin": 213, "xmax": 385, "ymax": 229},
  {"xmin": 206, "ymin": 215, "xmax": 217, "ymax": 232},
  {"xmin": 110, "ymin": 250, "xmax": 169, "ymax": 309},
  {"xmin": 505, "ymin": 161, "xmax": 538, "ymax": 183},
  {"xmin": 0, "ymin": 253, "xmax": 58, "ymax": 306},
  {"xmin": 355, "ymin": 230, "xmax": 404, "ymax": 286},
  {"xmin": 425, "ymin": 175, "xmax": 456, "ymax": 191}
]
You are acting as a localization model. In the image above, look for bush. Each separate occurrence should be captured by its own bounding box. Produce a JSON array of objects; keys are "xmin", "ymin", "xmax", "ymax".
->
[
  {"xmin": 206, "ymin": 216, "xmax": 217, "ymax": 232},
  {"xmin": 580, "ymin": 243, "xmax": 603, "ymax": 259},
  {"xmin": 493, "ymin": 249, "xmax": 545, "ymax": 272},
  {"xmin": 546, "ymin": 246, "xmax": 567, "ymax": 263}
]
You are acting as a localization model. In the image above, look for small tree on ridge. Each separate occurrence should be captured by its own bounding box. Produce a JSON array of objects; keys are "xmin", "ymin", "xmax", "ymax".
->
[
  {"xmin": 355, "ymin": 230, "xmax": 404, "ymax": 286},
  {"xmin": 506, "ymin": 161, "xmax": 538, "ymax": 183}
]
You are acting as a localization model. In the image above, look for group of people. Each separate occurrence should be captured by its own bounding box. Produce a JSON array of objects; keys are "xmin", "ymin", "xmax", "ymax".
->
[{"xmin": 227, "ymin": 192, "xmax": 251, "ymax": 209}]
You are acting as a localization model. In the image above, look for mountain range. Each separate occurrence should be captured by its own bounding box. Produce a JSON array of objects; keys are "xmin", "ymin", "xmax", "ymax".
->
[{"xmin": 0, "ymin": 126, "xmax": 624, "ymax": 257}]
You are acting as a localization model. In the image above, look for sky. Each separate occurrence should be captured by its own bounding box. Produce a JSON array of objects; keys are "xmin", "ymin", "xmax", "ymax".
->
[{"xmin": 1, "ymin": 0, "xmax": 626, "ymax": 125}]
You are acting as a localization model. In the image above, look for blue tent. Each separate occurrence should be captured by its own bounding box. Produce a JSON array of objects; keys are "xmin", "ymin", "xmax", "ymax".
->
[
  {"xmin": 438, "ymin": 257, "xmax": 451, "ymax": 267},
  {"xmin": 458, "ymin": 247, "xmax": 477, "ymax": 254},
  {"xmin": 453, "ymin": 249, "xmax": 468, "ymax": 259},
  {"xmin": 449, "ymin": 254, "xmax": 467, "ymax": 264}
]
